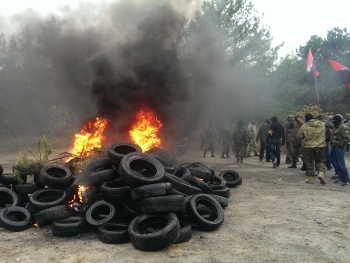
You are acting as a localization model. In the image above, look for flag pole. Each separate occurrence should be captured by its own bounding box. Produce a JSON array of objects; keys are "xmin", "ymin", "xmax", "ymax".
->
[{"xmin": 313, "ymin": 67, "xmax": 321, "ymax": 111}]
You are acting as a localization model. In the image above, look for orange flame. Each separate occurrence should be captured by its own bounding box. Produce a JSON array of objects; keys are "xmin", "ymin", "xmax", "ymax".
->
[
  {"xmin": 129, "ymin": 109, "xmax": 163, "ymax": 152},
  {"xmin": 67, "ymin": 117, "xmax": 107, "ymax": 161},
  {"xmin": 68, "ymin": 185, "xmax": 89, "ymax": 208}
]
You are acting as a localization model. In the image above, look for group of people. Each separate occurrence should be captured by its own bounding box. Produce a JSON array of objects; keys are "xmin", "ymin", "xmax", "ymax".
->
[{"xmin": 200, "ymin": 113, "xmax": 350, "ymax": 186}]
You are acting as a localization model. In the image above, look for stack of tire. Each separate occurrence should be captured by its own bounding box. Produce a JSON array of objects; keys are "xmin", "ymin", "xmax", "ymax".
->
[{"xmin": 0, "ymin": 142, "xmax": 242, "ymax": 252}]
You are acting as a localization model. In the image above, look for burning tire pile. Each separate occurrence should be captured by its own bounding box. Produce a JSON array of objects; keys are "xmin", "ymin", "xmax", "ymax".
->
[{"xmin": 0, "ymin": 142, "xmax": 242, "ymax": 251}]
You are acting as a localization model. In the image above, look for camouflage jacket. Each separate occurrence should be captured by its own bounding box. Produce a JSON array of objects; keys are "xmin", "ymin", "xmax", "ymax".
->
[
  {"xmin": 233, "ymin": 126, "xmax": 248, "ymax": 147},
  {"xmin": 297, "ymin": 119, "xmax": 325, "ymax": 148},
  {"xmin": 330, "ymin": 123, "xmax": 350, "ymax": 148},
  {"xmin": 256, "ymin": 123, "xmax": 269, "ymax": 143},
  {"xmin": 284, "ymin": 121, "xmax": 293, "ymax": 143},
  {"xmin": 290, "ymin": 121, "xmax": 303, "ymax": 145}
]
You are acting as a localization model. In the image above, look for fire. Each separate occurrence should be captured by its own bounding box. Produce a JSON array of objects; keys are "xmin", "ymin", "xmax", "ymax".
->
[
  {"xmin": 129, "ymin": 108, "xmax": 163, "ymax": 152},
  {"xmin": 67, "ymin": 117, "xmax": 107, "ymax": 161},
  {"xmin": 68, "ymin": 185, "xmax": 89, "ymax": 211}
]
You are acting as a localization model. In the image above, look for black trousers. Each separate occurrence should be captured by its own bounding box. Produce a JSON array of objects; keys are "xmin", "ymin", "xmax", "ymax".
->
[{"xmin": 259, "ymin": 141, "xmax": 270, "ymax": 161}]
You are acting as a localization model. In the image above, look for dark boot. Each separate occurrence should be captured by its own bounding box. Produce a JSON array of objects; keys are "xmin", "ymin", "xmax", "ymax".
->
[
  {"xmin": 300, "ymin": 162, "xmax": 306, "ymax": 171},
  {"xmin": 288, "ymin": 161, "xmax": 297, "ymax": 168}
]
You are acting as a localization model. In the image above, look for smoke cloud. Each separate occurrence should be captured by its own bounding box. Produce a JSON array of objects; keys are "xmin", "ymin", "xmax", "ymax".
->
[{"xmin": 0, "ymin": 0, "xmax": 269, "ymax": 149}]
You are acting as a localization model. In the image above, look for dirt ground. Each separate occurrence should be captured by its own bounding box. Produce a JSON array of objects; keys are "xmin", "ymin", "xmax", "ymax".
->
[{"xmin": 1, "ymin": 139, "xmax": 350, "ymax": 263}]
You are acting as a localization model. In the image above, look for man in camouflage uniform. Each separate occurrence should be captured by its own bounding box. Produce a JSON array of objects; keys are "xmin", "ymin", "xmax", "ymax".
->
[
  {"xmin": 330, "ymin": 114, "xmax": 350, "ymax": 186},
  {"xmin": 284, "ymin": 115, "xmax": 294, "ymax": 164},
  {"xmin": 247, "ymin": 121, "xmax": 258, "ymax": 157},
  {"xmin": 220, "ymin": 122, "xmax": 232, "ymax": 159},
  {"xmin": 202, "ymin": 122, "xmax": 218, "ymax": 158},
  {"xmin": 233, "ymin": 120, "xmax": 248, "ymax": 163},
  {"xmin": 297, "ymin": 113, "xmax": 326, "ymax": 184},
  {"xmin": 288, "ymin": 115, "xmax": 303, "ymax": 168},
  {"xmin": 255, "ymin": 119, "xmax": 270, "ymax": 161}
]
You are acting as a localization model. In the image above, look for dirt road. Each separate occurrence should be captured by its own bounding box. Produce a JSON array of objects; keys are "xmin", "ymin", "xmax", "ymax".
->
[{"xmin": 1, "ymin": 147, "xmax": 350, "ymax": 263}]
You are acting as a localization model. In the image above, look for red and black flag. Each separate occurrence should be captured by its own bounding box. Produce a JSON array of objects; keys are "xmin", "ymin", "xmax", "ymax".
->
[
  {"xmin": 328, "ymin": 59, "xmax": 350, "ymax": 88},
  {"xmin": 306, "ymin": 48, "xmax": 319, "ymax": 83}
]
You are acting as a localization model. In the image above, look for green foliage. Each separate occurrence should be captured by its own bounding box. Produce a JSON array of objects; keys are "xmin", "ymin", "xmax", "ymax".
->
[{"xmin": 13, "ymin": 136, "xmax": 53, "ymax": 183}]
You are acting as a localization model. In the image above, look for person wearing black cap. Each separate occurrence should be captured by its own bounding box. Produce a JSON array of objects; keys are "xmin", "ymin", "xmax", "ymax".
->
[
  {"xmin": 297, "ymin": 113, "xmax": 326, "ymax": 184},
  {"xmin": 329, "ymin": 114, "xmax": 350, "ymax": 186}
]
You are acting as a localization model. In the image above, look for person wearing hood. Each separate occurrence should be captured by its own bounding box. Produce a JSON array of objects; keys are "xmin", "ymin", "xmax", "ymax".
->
[
  {"xmin": 329, "ymin": 114, "xmax": 350, "ymax": 186},
  {"xmin": 297, "ymin": 113, "xmax": 326, "ymax": 184}
]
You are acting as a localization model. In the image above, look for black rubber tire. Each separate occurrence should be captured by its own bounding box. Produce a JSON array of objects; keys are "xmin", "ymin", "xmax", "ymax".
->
[
  {"xmin": 85, "ymin": 200, "xmax": 116, "ymax": 227},
  {"xmin": 0, "ymin": 206, "xmax": 32, "ymax": 232},
  {"xmin": 35, "ymin": 205, "xmax": 73, "ymax": 227},
  {"xmin": 189, "ymin": 176, "xmax": 213, "ymax": 194},
  {"xmin": 29, "ymin": 189, "xmax": 67, "ymax": 214},
  {"xmin": 147, "ymin": 154, "xmax": 175, "ymax": 174},
  {"xmin": 128, "ymin": 213, "xmax": 180, "ymax": 251},
  {"xmin": 186, "ymin": 194, "xmax": 224, "ymax": 231},
  {"xmin": 40, "ymin": 164, "xmax": 73, "ymax": 189},
  {"xmin": 180, "ymin": 162, "xmax": 215, "ymax": 183},
  {"xmin": 208, "ymin": 194, "xmax": 229, "ymax": 208},
  {"xmin": 119, "ymin": 153, "xmax": 165, "ymax": 188},
  {"xmin": 210, "ymin": 185, "xmax": 231, "ymax": 199},
  {"xmin": 140, "ymin": 195, "xmax": 185, "ymax": 214},
  {"xmin": 218, "ymin": 170, "xmax": 242, "ymax": 188},
  {"xmin": 210, "ymin": 175, "xmax": 227, "ymax": 187},
  {"xmin": 0, "ymin": 187, "xmax": 19, "ymax": 209},
  {"xmin": 175, "ymin": 218, "xmax": 193, "ymax": 244},
  {"xmin": 0, "ymin": 173, "xmax": 20, "ymax": 185},
  {"xmin": 0, "ymin": 164, "xmax": 3, "ymax": 175},
  {"xmin": 101, "ymin": 179, "xmax": 131, "ymax": 204},
  {"xmin": 130, "ymin": 182, "xmax": 173, "ymax": 201},
  {"xmin": 51, "ymin": 216, "xmax": 86, "ymax": 237},
  {"xmin": 13, "ymin": 183, "xmax": 44, "ymax": 195},
  {"xmin": 163, "ymin": 173, "xmax": 202, "ymax": 196},
  {"xmin": 173, "ymin": 167, "xmax": 192, "ymax": 182},
  {"xmin": 84, "ymin": 158, "xmax": 115, "ymax": 173},
  {"xmin": 107, "ymin": 142, "xmax": 142, "ymax": 167},
  {"xmin": 97, "ymin": 222, "xmax": 130, "ymax": 244}
]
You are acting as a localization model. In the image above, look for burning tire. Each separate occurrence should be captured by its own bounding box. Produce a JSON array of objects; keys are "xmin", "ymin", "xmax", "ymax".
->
[
  {"xmin": 180, "ymin": 162, "xmax": 215, "ymax": 183},
  {"xmin": 101, "ymin": 179, "xmax": 131, "ymax": 204},
  {"xmin": 40, "ymin": 164, "xmax": 73, "ymax": 189},
  {"xmin": 0, "ymin": 187, "xmax": 19, "ymax": 209},
  {"xmin": 51, "ymin": 216, "xmax": 86, "ymax": 237},
  {"xmin": 218, "ymin": 170, "xmax": 242, "ymax": 188},
  {"xmin": 130, "ymin": 182, "xmax": 173, "ymax": 201},
  {"xmin": 186, "ymin": 194, "xmax": 224, "ymax": 231},
  {"xmin": 140, "ymin": 195, "xmax": 185, "ymax": 214},
  {"xmin": 189, "ymin": 176, "xmax": 213, "ymax": 194},
  {"xmin": 35, "ymin": 205, "xmax": 73, "ymax": 227},
  {"xmin": 83, "ymin": 158, "xmax": 119, "ymax": 185},
  {"xmin": 28, "ymin": 189, "xmax": 67, "ymax": 214},
  {"xmin": 85, "ymin": 200, "xmax": 116, "ymax": 227},
  {"xmin": 0, "ymin": 206, "xmax": 32, "ymax": 232},
  {"xmin": 119, "ymin": 153, "xmax": 165, "ymax": 188},
  {"xmin": 97, "ymin": 222, "xmax": 130, "ymax": 244},
  {"xmin": 128, "ymin": 213, "xmax": 180, "ymax": 251},
  {"xmin": 107, "ymin": 142, "xmax": 142, "ymax": 167}
]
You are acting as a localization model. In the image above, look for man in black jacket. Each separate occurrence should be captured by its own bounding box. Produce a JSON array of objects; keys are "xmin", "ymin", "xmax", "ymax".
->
[{"xmin": 267, "ymin": 116, "xmax": 285, "ymax": 168}]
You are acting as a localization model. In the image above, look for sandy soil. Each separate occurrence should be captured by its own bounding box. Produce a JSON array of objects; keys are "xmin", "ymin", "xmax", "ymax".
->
[{"xmin": 1, "ymin": 143, "xmax": 350, "ymax": 263}]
